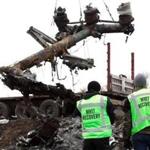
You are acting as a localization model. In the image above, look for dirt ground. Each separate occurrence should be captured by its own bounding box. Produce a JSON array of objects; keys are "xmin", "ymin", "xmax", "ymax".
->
[
  {"xmin": 0, "ymin": 102, "xmax": 126, "ymax": 150},
  {"xmin": 0, "ymin": 119, "xmax": 41, "ymax": 149},
  {"xmin": 0, "ymin": 117, "xmax": 82, "ymax": 150}
]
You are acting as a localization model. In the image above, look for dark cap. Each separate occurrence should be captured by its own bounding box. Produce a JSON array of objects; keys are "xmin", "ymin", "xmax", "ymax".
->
[
  {"xmin": 87, "ymin": 81, "xmax": 101, "ymax": 92},
  {"xmin": 133, "ymin": 73, "xmax": 147, "ymax": 88}
]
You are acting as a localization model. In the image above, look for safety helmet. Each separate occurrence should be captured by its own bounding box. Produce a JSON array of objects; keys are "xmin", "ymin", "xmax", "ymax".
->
[
  {"xmin": 87, "ymin": 81, "xmax": 101, "ymax": 92},
  {"xmin": 133, "ymin": 73, "xmax": 147, "ymax": 88}
]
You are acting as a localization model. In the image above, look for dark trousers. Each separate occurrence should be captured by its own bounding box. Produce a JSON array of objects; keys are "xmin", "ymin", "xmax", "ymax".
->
[
  {"xmin": 132, "ymin": 133, "xmax": 150, "ymax": 150},
  {"xmin": 83, "ymin": 138, "xmax": 109, "ymax": 150}
]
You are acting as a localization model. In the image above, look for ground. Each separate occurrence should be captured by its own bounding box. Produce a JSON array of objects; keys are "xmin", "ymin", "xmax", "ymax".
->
[
  {"xmin": 0, "ymin": 102, "xmax": 126, "ymax": 150},
  {"xmin": 0, "ymin": 119, "xmax": 41, "ymax": 149}
]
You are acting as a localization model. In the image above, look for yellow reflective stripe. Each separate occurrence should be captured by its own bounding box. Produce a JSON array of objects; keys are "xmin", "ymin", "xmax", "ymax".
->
[
  {"xmin": 129, "ymin": 93, "xmax": 150, "ymax": 128},
  {"xmin": 130, "ymin": 93, "xmax": 150, "ymax": 99},
  {"xmin": 100, "ymin": 97, "xmax": 106, "ymax": 127},
  {"xmin": 133, "ymin": 116, "xmax": 150, "ymax": 127},
  {"xmin": 80, "ymin": 102, "xmax": 101, "ymax": 108},
  {"xmin": 83, "ymin": 125, "xmax": 112, "ymax": 133},
  {"xmin": 130, "ymin": 95, "xmax": 142, "ymax": 119},
  {"xmin": 77, "ymin": 100, "xmax": 82, "ymax": 112},
  {"xmin": 79, "ymin": 95, "xmax": 105, "ymax": 109},
  {"xmin": 79, "ymin": 96, "xmax": 105, "ymax": 108}
]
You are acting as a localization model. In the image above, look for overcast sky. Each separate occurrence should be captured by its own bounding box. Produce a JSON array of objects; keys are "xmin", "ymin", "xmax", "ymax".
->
[{"xmin": 0, "ymin": 0, "xmax": 149, "ymax": 97}]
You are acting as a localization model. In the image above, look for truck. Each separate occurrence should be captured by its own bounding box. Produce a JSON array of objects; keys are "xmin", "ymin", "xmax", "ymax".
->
[{"xmin": 0, "ymin": 2, "xmax": 134, "ymax": 119}]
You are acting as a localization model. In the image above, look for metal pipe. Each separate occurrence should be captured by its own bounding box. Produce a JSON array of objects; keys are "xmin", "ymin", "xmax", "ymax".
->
[
  {"xmin": 131, "ymin": 52, "xmax": 134, "ymax": 80},
  {"xmin": 107, "ymin": 42, "xmax": 111, "ymax": 91},
  {"xmin": 95, "ymin": 23, "xmax": 134, "ymax": 34}
]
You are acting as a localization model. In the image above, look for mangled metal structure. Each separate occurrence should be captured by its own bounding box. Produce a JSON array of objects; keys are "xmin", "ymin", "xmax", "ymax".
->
[{"xmin": 0, "ymin": 3, "xmax": 134, "ymax": 119}]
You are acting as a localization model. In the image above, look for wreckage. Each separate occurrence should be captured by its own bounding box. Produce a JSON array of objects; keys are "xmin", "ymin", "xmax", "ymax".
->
[
  {"xmin": 0, "ymin": 3, "xmax": 134, "ymax": 119},
  {"xmin": 0, "ymin": 2, "xmax": 135, "ymax": 150}
]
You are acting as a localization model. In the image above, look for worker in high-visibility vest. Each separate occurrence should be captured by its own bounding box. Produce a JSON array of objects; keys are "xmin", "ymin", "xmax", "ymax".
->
[
  {"xmin": 76, "ymin": 81, "xmax": 115, "ymax": 150},
  {"xmin": 124, "ymin": 73, "xmax": 150, "ymax": 150}
]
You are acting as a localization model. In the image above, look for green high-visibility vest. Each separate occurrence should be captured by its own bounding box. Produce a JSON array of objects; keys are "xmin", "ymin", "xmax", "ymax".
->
[
  {"xmin": 77, "ymin": 94, "xmax": 112, "ymax": 139},
  {"xmin": 128, "ymin": 88, "xmax": 150, "ymax": 135}
]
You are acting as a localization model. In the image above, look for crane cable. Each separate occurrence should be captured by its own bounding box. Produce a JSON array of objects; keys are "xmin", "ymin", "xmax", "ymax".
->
[
  {"xmin": 54, "ymin": 0, "xmax": 58, "ymax": 12},
  {"xmin": 78, "ymin": 0, "xmax": 83, "ymax": 22},
  {"xmin": 50, "ymin": 0, "xmax": 59, "ymax": 26},
  {"xmin": 102, "ymin": 0, "xmax": 114, "ymax": 21},
  {"xmin": 102, "ymin": 0, "xmax": 115, "ymax": 45},
  {"xmin": 102, "ymin": 0, "xmax": 129, "ymax": 43},
  {"xmin": 70, "ymin": 69, "xmax": 79, "ymax": 91}
]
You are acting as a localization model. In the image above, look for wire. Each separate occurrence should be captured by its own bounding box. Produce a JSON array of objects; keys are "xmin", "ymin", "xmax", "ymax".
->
[
  {"xmin": 70, "ymin": 69, "xmax": 79, "ymax": 91},
  {"xmin": 50, "ymin": 0, "xmax": 59, "ymax": 27},
  {"xmin": 54, "ymin": 0, "xmax": 58, "ymax": 12},
  {"xmin": 78, "ymin": 0, "xmax": 83, "ymax": 22},
  {"xmin": 56, "ymin": 61, "xmax": 67, "ymax": 80},
  {"xmin": 70, "ymin": 70, "xmax": 75, "ymax": 91},
  {"xmin": 102, "ymin": 0, "xmax": 114, "ymax": 21}
]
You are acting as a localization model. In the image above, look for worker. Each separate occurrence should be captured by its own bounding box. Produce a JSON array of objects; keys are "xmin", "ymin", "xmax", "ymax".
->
[
  {"xmin": 123, "ymin": 73, "xmax": 150, "ymax": 150},
  {"xmin": 76, "ymin": 81, "xmax": 115, "ymax": 150}
]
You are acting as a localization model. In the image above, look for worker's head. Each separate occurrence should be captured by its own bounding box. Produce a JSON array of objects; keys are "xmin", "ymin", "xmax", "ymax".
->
[
  {"xmin": 133, "ymin": 73, "xmax": 147, "ymax": 90},
  {"xmin": 87, "ymin": 81, "xmax": 101, "ymax": 92}
]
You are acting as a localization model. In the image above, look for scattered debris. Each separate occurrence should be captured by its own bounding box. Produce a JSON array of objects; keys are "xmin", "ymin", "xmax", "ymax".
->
[
  {"xmin": 62, "ymin": 54, "xmax": 95, "ymax": 70},
  {"xmin": 0, "ymin": 2, "xmax": 135, "ymax": 149},
  {"xmin": 52, "ymin": 117, "xmax": 82, "ymax": 150},
  {"xmin": 0, "ymin": 117, "xmax": 59, "ymax": 150},
  {"xmin": 0, "ymin": 118, "xmax": 9, "ymax": 125}
]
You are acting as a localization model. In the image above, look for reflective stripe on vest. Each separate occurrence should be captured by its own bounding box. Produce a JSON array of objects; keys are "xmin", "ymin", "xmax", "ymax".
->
[
  {"xmin": 128, "ymin": 89, "xmax": 150, "ymax": 135},
  {"xmin": 77, "ymin": 95, "xmax": 112, "ymax": 139},
  {"xmin": 82, "ymin": 125, "xmax": 112, "ymax": 132}
]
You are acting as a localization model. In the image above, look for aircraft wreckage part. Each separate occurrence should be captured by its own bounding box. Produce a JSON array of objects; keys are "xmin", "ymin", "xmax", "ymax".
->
[
  {"xmin": 0, "ymin": 102, "xmax": 10, "ymax": 118},
  {"xmin": 95, "ymin": 23, "xmax": 134, "ymax": 34},
  {"xmin": 62, "ymin": 54, "xmax": 94, "ymax": 70},
  {"xmin": 0, "ymin": 22, "xmax": 134, "ymax": 74},
  {"xmin": 27, "ymin": 26, "xmax": 56, "ymax": 44},
  {"xmin": 1, "ymin": 73, "xmax": 75, "ymax": 97},
  {"xmin": 84, "ymin": 5, "xmax": 100, "ymax": 25},
  {"xmin": 27, "ymin": 26, "xmax": 56, "ymax": 48},
  {"xmin": 54, "ymin": 7, "xmax": 70, "ymax": 32},
  {"xmin": 39, "ymin": 99, "xmax": 59, "ymax": 117},
  {"xmin": 11, "ymin": 27, "xmax": 91, "ymax": 72},
  {"xmin": 117, "ymin": 2, "xmax": 134, "ymax": 25},
  {"xmin": 27, "ymin": 29, "xmax": 49, "ymax": 48}
]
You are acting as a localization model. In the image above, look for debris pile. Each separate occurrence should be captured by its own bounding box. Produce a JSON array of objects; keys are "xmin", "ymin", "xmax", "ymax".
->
[
  {"xmin": 0, "ymin": 117, "xmax": 82, "ymax": 150},
  {"xmin": 0, "ymin": 118, "xmax": 59, "ymax": 150},
  {"xmin": 52, "ymin": 117, "xmax": 82, "ymax": 150},
  {"xmin": 0, "ymin": 107, "xmax": 127, "ymax": 150}
]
